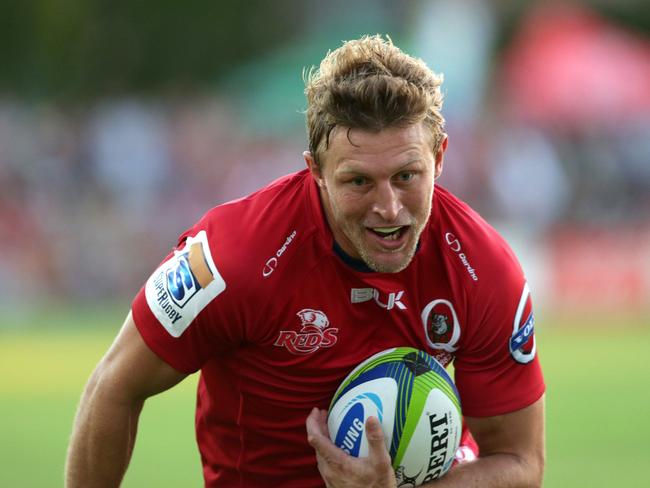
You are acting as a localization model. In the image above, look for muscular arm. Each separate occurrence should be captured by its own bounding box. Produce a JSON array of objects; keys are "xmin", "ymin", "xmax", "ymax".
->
[
  {"xmin": 65, "ymin": 312, "xmax": 187, "ymax": 488},
  {"xmin": 306, "ymin": 395, "xmax": 545, "ymax": 488},
  {"xmin": 431, "ymin": 395, "xmax": 545, "ymax": 487}
]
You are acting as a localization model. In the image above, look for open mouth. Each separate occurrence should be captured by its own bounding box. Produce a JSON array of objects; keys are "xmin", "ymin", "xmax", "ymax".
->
[{"xmin": 370, "ymin": 226, "xmax": 408, "ymax": 241}]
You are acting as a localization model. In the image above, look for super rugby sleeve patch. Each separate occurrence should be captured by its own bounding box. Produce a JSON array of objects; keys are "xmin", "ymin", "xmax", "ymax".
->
[
  {"xmin": 509, "ymin": 282, "xmax": 536, "ymax": 364},
  {"xmin": 144, "ymin": 230, "xmax": 226, "ymax": 337}
]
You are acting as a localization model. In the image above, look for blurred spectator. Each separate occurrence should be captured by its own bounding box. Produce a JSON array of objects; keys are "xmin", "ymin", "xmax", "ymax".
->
[
  {"xmin": 87, "ymin": 99, "xmax": 171, "ymax": 222},
  {"xmin": 499, "ymin": 1, "xmax": 650, "ymax": 224},
  {"xmin": 487, "ymin": 124, "xmax": 570, "ymax": 232}
]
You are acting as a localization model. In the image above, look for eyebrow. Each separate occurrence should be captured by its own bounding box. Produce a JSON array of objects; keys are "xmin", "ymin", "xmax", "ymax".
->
[{"xmin": 336, "ymin": 158, "xmax": 423, "ymax": 175}]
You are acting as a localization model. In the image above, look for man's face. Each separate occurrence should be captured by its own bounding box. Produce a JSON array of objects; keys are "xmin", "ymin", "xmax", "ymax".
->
[{"xmin": 305, "ymin": 123, "xmax": 446, "ymax": 273}]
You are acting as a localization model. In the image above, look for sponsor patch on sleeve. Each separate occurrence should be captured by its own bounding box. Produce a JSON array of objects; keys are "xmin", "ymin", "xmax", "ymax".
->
[
  {"xmin": 144, "ymin": 230, "xmax": 226, "ymax": 337},
  {"xmin": 509, "ymin": 282, "xmax": 536, "ymax": 364}
]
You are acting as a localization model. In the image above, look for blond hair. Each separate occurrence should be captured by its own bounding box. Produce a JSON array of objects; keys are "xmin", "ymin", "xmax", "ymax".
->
[{"xmin": 304, "ymin": 35, "xmax": 445, "ymax": 163}]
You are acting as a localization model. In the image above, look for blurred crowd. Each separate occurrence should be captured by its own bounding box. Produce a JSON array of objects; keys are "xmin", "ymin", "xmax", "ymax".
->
[
  {"xmin": 0, "ymin": 0, "xmax": 649, "ymax": 307},
  {"xmin": 0, "ymin": 97, "xmax": 304, "ymax": 304}
]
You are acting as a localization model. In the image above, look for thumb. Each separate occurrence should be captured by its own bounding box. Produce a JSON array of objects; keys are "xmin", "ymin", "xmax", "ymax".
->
[{"xmin": 365, "ymin": 416, "xmax": 391, "ymax": 463}]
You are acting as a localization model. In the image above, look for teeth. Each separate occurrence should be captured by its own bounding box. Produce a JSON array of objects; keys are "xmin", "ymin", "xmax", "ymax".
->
[
  {"xmin": 373, "ymin": 227, "xmax": 401, "ymax": 234},
  {"xmin": 372, "ymin": 226, "xmax": 403, "ymax": 240}
]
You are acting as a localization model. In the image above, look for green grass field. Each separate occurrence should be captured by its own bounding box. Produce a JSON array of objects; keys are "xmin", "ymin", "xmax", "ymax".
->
[{"xmin": 1, "ymin": 306, "xmax": 648, "ymax": 487}]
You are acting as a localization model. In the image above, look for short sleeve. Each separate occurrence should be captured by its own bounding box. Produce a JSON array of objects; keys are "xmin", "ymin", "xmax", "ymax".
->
[
  {"xmin": 454, "ymin": 275, "xmax": 545, "ymax": 418},
  {"xmin": 131, "ymin": 226, "xmax": 238, "ymax": 374}
]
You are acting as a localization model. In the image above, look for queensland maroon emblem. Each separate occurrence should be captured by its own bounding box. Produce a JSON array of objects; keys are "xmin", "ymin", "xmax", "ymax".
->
[
  {"xmin": 421, "ymin": 299, "xmax": 460, "ymax": 352},
  {"xmin": 428, "ymin": 313, "xmax": 452, "ymax": 344}
]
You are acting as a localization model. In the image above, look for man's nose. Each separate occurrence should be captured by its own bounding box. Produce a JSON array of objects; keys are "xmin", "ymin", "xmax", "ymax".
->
[{"xmin": 371, "ymin": 182, "xmax": 403, "ymax": 221}]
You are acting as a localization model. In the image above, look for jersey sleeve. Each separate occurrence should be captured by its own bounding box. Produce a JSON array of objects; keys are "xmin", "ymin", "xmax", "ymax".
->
[
  {"xmin": 453, "ymin": 249, "xmax": 545, "ymax": 418},
  {"xmin": 131, "ymin": 225, "xmax": 239, "ymax": 374}
]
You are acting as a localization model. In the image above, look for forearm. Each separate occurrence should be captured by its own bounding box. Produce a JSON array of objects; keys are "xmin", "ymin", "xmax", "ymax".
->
[
  {"xmin": 66, "ymin": 313, "xmax": 187, "ymax": 487},
  {"xmin": 65, "ymin": 378, "xmax": 144, "ymax": 488},
  {"xmin": 426, "ymin": 452, "xmax": 543, "ymax": 488}
]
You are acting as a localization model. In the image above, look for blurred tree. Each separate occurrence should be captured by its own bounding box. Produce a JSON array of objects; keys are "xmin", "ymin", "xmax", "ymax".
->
[{"xmin": 0, "ymin": 0, "xmax": 306, "ymax": 100}]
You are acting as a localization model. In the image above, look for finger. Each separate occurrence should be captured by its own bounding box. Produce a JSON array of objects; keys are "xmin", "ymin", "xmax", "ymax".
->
[
  {"xmin": 306, "ymin": 408, "xmax": 327, "ymax": 441},
  {"xmin": 365, "ymin": 416, "xmax": 392, "ymax": 464},
  {"xmin": 307, "ymin": 409, "xmax": 348, "ymax": 464},
  {"xmin": 306, "ymin": 409, "xmax": 332, "ymax": 452},
  {"xmin": 318, "ymin": 409, "xmax": 331, "ymax": 438},
  {"xmin": 312, "ymin": 434, "xmax": 348, "ymax": 466}
]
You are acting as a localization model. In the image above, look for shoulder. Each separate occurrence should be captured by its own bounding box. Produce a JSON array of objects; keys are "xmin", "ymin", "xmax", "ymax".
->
[
  {"xmin": 431, "ymin": 185, "xmax": 524, "ymax": 289},
  {"xmin": 427, "ymin": 186, "xmax": 529, "ymax": 342},
  {"xmin": 140, "ymin": 170, "xmax": 328, "ymax": 339},
  {"xmin": 429, "ymin": 190, "xmax": 543, "ymax": 415},
  {"xmin": 200, "ymin": 170, "xmax": 313, "ymax": 233},
  {"xmin": 429, "ymin": 186, "xmax": 535, "ymax": 358},
  {"xmin": 183, "ymin": 170, "xmax": 327, "ymax": 291}
]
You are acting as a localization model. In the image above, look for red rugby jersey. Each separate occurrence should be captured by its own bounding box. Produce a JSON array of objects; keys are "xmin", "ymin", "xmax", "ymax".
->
[{"xmin": 132, "ymin": 169, "xmax": 544, "ymax": 487}]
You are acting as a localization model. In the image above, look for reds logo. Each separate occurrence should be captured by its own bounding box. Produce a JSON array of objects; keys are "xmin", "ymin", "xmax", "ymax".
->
[{"xmin": 274, "ymin": 309, "xmax": 339, "ymax": 355}]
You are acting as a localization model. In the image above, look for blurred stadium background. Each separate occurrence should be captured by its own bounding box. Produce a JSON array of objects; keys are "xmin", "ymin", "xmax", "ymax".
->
[{"xmin": 0, "ymin": 0, "xmax": 648, "ymax": 486}]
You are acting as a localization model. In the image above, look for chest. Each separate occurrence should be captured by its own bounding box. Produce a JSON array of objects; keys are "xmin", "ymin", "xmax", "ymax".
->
[{"xmin": 241, "ymin": 260, "xmax": 465, "ymax": 384}]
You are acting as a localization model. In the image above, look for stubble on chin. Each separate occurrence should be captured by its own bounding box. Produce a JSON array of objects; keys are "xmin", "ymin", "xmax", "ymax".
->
[
  {"xmin": 361, "ymin": 250, "xmax": 414, "ymax": 273},
  {"xmin": 354, "ymin": 232, "xmax": 419, "ymax": 273}
]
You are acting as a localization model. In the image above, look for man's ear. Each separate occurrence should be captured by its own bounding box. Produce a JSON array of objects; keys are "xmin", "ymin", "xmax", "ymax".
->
[
  {"xmin": 434, "ymin": 134, "xmax": 448, "ymax": 179},
  {"xmin": 304, "ymin": 151, "xmax": 325, "ymax": 188}
]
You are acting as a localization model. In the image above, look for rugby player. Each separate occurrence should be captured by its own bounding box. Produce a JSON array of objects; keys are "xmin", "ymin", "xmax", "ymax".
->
[{"xmin": 66, "ymin": 35, "xmax": 545, "ymax": 487}]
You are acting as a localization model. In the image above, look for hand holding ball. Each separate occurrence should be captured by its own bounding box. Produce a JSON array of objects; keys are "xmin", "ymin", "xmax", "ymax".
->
[{"xmin": 327, "ymin": 347, "xmax": 462, "ymax": 485}]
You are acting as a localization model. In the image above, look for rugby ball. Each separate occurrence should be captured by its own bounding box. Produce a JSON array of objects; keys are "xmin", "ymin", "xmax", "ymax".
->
[{"xmin": 327, "ymin": 347, "xmax": 462, "ymax": 485}]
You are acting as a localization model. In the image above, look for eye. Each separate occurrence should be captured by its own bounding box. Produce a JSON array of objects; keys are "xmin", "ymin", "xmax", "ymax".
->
[
  {"xmin": 351, "ymin": 176, "xmax": 368, "ymax": 186},
  {"xmin": 396, "ymin": 171, "xmax": 415, "ymax": 182}
]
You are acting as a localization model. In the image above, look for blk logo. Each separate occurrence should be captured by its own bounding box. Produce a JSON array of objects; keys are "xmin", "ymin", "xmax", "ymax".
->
[{"xmin": 351, "ymin": 288, "xmax": 406, "ymax": 310}]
